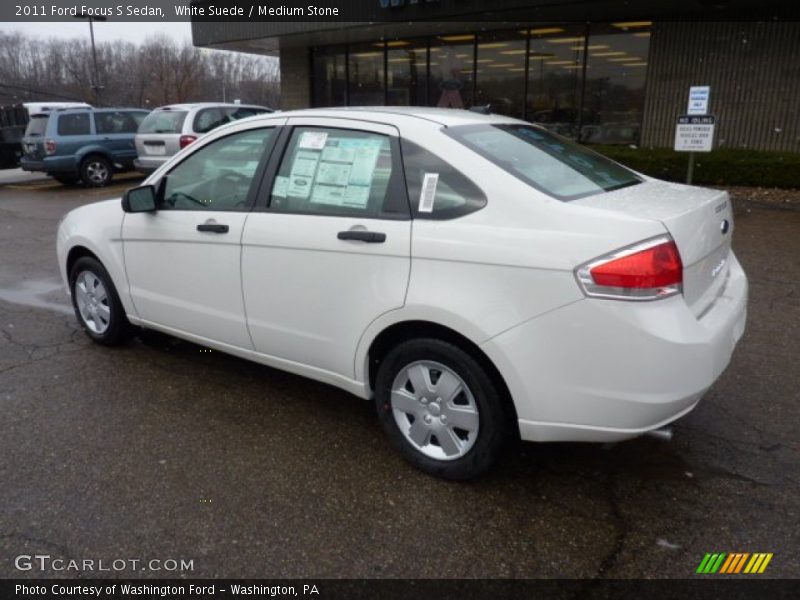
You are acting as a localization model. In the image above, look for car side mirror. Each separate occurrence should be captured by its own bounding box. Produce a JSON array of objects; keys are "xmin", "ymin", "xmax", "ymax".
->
[{"xmin": 122, "ymin": 185, "xmax": 157, "ymax": 213}]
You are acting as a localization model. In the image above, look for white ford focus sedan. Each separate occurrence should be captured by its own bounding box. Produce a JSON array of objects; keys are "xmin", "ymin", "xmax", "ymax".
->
[{"xmin": 57, "ymin": 107, "xmax": 747, "ymax": 479}]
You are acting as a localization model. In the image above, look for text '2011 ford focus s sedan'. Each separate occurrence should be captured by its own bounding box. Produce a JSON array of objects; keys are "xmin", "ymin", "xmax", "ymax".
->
[{"xmin": 56, "ymin": 108, "xmax": 747, "ymax": 479}]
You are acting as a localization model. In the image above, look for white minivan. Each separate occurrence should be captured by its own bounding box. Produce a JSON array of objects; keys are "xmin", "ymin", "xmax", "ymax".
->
[
  {"xmin": 57, "ymin": 108, "xmax": 747, "ymax": 479},
  {"xmin": 134, "ymin": 103, "xmax": 272, "ymax": 174}
]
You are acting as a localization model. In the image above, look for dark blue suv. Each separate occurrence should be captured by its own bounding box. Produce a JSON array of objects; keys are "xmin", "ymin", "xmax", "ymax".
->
[{"xmin": 20, "ymin": 107, "xmax": 149, "ymax": 186}]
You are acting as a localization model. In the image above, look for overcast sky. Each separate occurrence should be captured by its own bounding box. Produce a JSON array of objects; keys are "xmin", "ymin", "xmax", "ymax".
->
[{"xmin": 1, "ymin": 21, "xmax": 192, "ymax": 44}]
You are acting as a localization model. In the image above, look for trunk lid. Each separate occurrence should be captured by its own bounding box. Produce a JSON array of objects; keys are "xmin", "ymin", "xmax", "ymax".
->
[
  {"xmin": 573, "ymin": 179, "xmax": 734, "ymax": 316},
  {"xmin": 135, "ymin": 133, "xmax": 182, "ymax": 159}
]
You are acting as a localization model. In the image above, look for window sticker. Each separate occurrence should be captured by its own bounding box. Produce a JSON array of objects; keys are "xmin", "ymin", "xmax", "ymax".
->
[
  {"xmin": 290, "ymin": 150, "xmax": 321, "ymax": 178},
  {"xmin": 298, "ymin": 131, "xmax": 328, "ymax": 150},
  {"xmin": 419, "ymin": 172, "xmax": 439, "ymax": 213},
  {"xmin": 287, "ymin": 176, "xmax": 313, "ymax": 199},
  {"xmin": 316, "ymin": 161, "xmax": 352, "ymax": 186},
  {"xmin": 311, "ymin": 184, "xmax": 346, "ymax": 205},
  {"xmin": 272, "ymin": 175, "xmax": 289, "ymax": 198},
  {"xmin": 321, "ymin": 145, "xmax": 356, "ymax": 163},
  {"xmin": 287, "ymin": 150, "xmax": 321, "ymax": 199},
  {"xmin": 341, "ymin": 185, "xmax": 370, "ymax": 208},
  {"xmin": 347, "ymin": 144, "xmax": 381, "ymax": 186}
]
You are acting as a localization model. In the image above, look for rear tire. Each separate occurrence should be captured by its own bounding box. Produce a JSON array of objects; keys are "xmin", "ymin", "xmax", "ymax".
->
[
  {"xmin": 80, "ymin": 155, "xmax": 113, "ymax": 187},
  {"xmin": 69, "ymin": 256, "xmax": 132, "ymax": 345},
  {"xmin": 375, "ymin": 338, "xmax": 509, "ymax": 480}
]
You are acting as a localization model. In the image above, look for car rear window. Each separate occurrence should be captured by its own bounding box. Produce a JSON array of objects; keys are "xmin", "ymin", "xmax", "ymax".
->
[
  {"xmin": 447, "ymin": 124, "xmax": 641, "ymax": 201},
  {"xmin": 24, "ymin": 114, "xmax": 49, "ymax": 137},
  {"xmin": 138, "ymin": 110, "xmax": 188, "ymax": 134}
]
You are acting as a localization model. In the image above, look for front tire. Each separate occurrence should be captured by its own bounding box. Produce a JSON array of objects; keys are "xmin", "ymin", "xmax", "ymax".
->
[
  {"xmin": 80, "ymin": 155, "xmax": 113, "ymax": 187},
  {"xmin": 69, "ymin": 256, "xmax": 132, "ymax": 345},
  {"xmin": 375, "ymin": 338, "xmax": 509, "ymax": 480}
]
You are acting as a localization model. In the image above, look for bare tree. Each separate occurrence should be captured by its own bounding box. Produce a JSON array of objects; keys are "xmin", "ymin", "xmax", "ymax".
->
[{"xmin": 0, "ymin": 31, "xmax": 280, "ymax": 108}]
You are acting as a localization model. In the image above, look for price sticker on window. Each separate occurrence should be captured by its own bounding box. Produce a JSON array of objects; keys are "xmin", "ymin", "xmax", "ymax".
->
[
  {"xmin": 419, "ymin": 173, "xmax": 439, "ymax": 213},
  {"xmin": 298, "ymin": 131, "xmax": 328, "ymax": 150}
]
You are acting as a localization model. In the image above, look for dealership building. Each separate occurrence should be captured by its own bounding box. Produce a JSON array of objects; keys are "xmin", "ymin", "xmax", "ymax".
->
[{"xmin": 192, "ymin": 1, "xmax": 800, "ymax": 151}]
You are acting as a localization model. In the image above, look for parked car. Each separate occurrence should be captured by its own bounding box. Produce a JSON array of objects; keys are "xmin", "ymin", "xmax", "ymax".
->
[
  {"xmin": 20, "ymin": 107, "xmax": 149, "ymax": 186},
  {"xmin": 134, "ymin": 103, "xmax": 273, "ymax": 174},
  {"xmin": 57, "ymin": 108, "xmax": 747, "ymax": 479},
  {"xmin": 0, "ymin": 102, "xmax": 91, "ymax": 170}
]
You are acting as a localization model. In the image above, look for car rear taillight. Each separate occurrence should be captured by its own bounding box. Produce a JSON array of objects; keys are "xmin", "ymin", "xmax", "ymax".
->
[
  {"xmin": 44, "ymin": 139, "xmax": 56, "ymax": 155},
  {"xmin": 179, "ymin": 135, "xmax": 197, "ymax": 149},
  {"xmin": 575, "ymin": 236, "xmax": 683, "ymax": 301}
]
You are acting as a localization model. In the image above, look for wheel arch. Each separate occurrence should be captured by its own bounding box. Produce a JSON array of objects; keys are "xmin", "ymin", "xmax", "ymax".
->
[
  {"xmin": 76, "ymin": 146, "xmax": 113, "ymax": 165},
  {"xmin": 365, "ymin": 319, "xmax": 519, "ymax": 429},
  {"xmin": 66, "ymin": 245, "xmax": 101, "ymax": 279}
]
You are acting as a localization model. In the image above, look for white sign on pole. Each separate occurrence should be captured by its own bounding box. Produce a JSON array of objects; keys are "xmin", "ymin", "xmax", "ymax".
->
[
  {"xmin": 687, "ymin": 86, "xmax": 710, "ymax": 115},
  {"xmin": 674, "ymin": 115, "xmax": 715, "ymax": 153}
]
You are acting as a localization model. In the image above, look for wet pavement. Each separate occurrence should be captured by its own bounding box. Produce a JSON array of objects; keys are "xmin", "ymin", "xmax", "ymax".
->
[{"xmin": 0, "ymin": 176, "xmax": 798, "ymax": 579}]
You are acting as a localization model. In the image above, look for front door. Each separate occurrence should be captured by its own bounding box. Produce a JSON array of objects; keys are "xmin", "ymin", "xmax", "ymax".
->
[
  {"xmin": 241, "ymin": 119, "xmax": 412, "ymax": 378},
  {"xmin": 122, "ymin": 126, "xmax": 279, "ymax": 348}
]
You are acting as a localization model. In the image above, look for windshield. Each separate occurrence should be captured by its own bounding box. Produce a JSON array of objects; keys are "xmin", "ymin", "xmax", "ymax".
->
[
  {"xmin": 447, "ymin": 124, "xmax": 641, "ymax": 200},
  {"xmin": 24, "ymin": 114, "xmax": 49, "ymax": 137},
  {"xmin": 138, "ymin": 110, "xmax": 188, "ymax": 134}
]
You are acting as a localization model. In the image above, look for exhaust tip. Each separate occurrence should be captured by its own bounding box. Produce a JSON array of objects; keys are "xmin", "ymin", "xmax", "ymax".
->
[{"xmin": 645, "ymin": 427, "xmax": 674, "ymax": 442}]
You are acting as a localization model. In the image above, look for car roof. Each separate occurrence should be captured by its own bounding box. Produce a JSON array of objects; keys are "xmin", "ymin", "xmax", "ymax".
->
[
  {"xmin": 248, "ymin": 106, "xmax": 522, "ymax": 127},
  {"xmin": 150, "ymin": 103, "xmax": 271, "ymax": 111}
]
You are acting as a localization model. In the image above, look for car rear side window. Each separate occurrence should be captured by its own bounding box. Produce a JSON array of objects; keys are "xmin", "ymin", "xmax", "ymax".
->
[
  {"xmin": 138, "ymin": 110, "xmax": 188, "ymax": 134},
  {"xmin": 95, "ymin": 111, "xmax": 141, "ymax": 134},
  {"xmin": 447, "ymin": 124, "xmax": 641, "ymax": 200},
  {"xmin": 57, "ymin": 113, "xmax": 90, "ymax": 136},
  {"xmin": 400, "ymin": 139, "xmax": 487, "ymax": 220},
  {"xmin": 193, "ymin": 108, "xmax": 229, "ymax": 134},
  {"xmin": 268, "ymin": 127, "xmax": 408, "ymax": 219}
]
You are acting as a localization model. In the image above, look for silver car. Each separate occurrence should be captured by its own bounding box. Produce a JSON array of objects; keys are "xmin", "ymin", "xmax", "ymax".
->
[{"xmin": 133, "ymin": 102, "xmax": 272, "ymax": 174}]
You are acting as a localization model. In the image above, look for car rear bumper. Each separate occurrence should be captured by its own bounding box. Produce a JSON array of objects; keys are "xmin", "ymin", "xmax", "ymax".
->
[
  {"xmin": 20, "ymin": 156, "xmax": 77, "ymax": 174},
  {"xmin": 134, "ymin": 156, "xmax": 167, "ymax": 173},
  {"xmin": 482, "ymin": 252, "xmax": 748, "ymax": 442}
]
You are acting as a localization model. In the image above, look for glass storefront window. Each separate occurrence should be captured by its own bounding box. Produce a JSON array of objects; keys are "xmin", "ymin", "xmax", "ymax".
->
[
  {"xmin": 526, "ymin": 26, "xmax": 587, "ymax": 139},
  {"xmin": 582, "ymin": 23, "xmax": 651, "ymax": 145},
  {"xmin": 348, "ymin": 43, "xmax": 385, "ymax": 106},
  {"xmin": 429, "ymin": 34, "xmax": 475, "ymax": 109},
  {"xmin": 475, "ymin": 32, "xmax": 527, "ymax": 119},
  {"xmin": 386, "ymin": 40, "xmax": 428, "ymax": 106},
  {"xmin": 312, "ymin": 45, "xmax": 347, "ymax": 107},
  {"xmin": 310, "ymin": 23, "xmax": 650, "ymax": 144}
]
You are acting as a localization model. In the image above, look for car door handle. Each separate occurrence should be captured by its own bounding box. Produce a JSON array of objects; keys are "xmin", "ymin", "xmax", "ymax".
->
[
  {"xmin": 197, "ymin": 223, "xmax": 229, "ymax": 233},
  {"xmin": 337, "ymin": 230, "xmax": 386, "ymax": 243}
]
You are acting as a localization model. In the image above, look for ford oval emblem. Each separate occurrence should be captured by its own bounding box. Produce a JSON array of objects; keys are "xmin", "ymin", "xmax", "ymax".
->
[{"xmin": 720, "ymin": 219, "xmax": 730, "ymax": 234}]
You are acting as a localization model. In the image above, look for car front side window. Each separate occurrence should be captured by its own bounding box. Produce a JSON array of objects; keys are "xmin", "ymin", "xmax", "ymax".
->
[{"xmin": 160, "ymin": 128, "xmax": 275, "ymax": 211}]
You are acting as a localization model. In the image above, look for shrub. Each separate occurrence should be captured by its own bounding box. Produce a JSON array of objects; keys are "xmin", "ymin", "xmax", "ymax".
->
[{"xmin": 591, "ymin": 145, "xmax": 800, "ymax": 189}]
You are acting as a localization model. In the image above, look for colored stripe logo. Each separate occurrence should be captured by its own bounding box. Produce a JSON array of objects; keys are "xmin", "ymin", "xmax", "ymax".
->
[{"xmin": 697, "ymin": 552, "xmax": 773, "ymax": 574}]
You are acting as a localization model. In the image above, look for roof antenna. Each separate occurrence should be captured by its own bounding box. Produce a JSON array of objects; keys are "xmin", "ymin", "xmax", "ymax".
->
[{"xmin": 469, "ymin": 104, "xmax": 491, "ymax": 115}]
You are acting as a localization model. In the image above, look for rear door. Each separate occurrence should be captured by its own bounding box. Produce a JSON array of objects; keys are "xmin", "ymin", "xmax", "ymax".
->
[
  {"xmin": 241, "ymin": 118, "xmax": 411, "ymax": 378},
  {"xmin": 94, "ymin": 110, "xmax": 143, "ymax": 165}
]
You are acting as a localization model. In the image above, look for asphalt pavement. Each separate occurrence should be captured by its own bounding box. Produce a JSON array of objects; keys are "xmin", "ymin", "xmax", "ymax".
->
[{"xmin": 0, "ymin": 175, "xmax": 798, "ymax": 579}]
